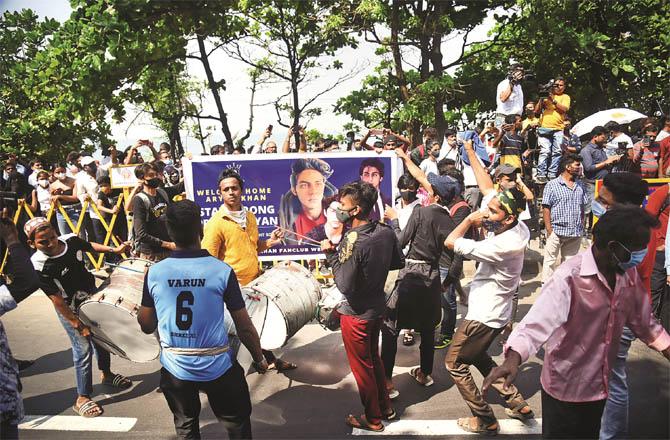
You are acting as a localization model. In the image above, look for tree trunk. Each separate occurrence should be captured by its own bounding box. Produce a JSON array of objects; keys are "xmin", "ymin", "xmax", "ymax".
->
[
  {"xmin": 196, "ymin": 34, "xmax": 233, "ymax": 145},
  {"xmin": 429, "ymin": 4, "xmax": 447, "ymax": 145},
  {"xmin": 237, "ymin": 73, "xmax": 259, "ymax": 147}
]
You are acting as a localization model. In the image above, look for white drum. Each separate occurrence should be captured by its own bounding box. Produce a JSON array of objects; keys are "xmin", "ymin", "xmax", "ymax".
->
[
  {"xmin": 78, "ymin": 258, "xmax": 159, "ymax": 363},
  {"xmin": 224, "ymin": 292, "xmax": 270, "ymax": 373},
  {"xmin": 247, "ymin": 261, "xmax": 322, "ymax": 350},
  {"xmin": 316, "ymin": 285, "xmax": 345, "ymax": 331}
]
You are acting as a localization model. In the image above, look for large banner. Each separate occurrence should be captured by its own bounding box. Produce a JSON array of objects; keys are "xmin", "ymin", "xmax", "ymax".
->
[{"xmin": 184, "ymin": 152, "xmax": 401, "ymax": 261}]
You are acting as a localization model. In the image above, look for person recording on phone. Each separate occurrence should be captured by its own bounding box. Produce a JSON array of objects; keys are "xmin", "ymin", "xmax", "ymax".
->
[
  {"xmin": 281, "ymin": 125, "xmax": 307, "ymax": 153},
  {"xmin": 534, "ymin": 77, "xmax": 570, "ymax": 183},
  {"xmin": 124, "ymin": 139, "xmax": 159, "ymax": 165},
  {"xmin": 495, "ymin": 64, "xmax": 525, "ymax": 127},
  {"xmin": 250, "ymin": 125, "xmax": 278, "ymax": 154}
]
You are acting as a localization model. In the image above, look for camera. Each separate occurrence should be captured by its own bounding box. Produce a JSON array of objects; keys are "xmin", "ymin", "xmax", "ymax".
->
[
  {"xmin": 538, "ymin": 79, "xmax": 559, "ymax": 98},
  {"xmin": 507, "ymin": 65, "xmax": 534, "ymax": 85},
  {"xmin": 616, "ymin": 141, "xmax": 628, "ymax": 156}
]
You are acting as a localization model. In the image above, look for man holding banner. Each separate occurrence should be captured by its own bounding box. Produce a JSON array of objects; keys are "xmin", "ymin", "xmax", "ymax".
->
[{"xmin": 201, "ymin": 168, "xmax": 296, "ymax": 372}]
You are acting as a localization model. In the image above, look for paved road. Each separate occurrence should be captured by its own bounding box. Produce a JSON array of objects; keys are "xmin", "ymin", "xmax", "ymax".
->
[{"xmin": 4, "ymin": 242, "xmax": 669, "ymax": 439}]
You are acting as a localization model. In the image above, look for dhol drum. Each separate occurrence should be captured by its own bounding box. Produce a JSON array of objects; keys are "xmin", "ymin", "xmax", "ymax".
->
[
  {"xmin": 224, "ymin": 292, "xmax": 270, "ymax": 374},
  {"xmin": 78, "ymin": 258, "xmax": 160, "ymax": 363},
  {"xmin": 246, "ymin": 261, "xmax": 322, "ymax": 350}
]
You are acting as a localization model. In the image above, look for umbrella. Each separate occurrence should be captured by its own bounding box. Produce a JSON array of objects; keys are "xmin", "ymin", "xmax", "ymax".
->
[{"xmin": 572, "ymin": 108, "xmax": 647, "ymax": 137}]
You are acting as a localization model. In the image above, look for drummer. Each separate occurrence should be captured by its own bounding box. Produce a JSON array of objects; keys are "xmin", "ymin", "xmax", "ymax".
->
[
  {"xmin": 138, "ymin": 200, "xmax": 267, "ymax": 438},
  {"xmin": 25, "ymin": 217, "xmax": 132, "ymax": 418},
  {"xmin": 202, "ymin": 169, "xmax": 297, "ymax": 372}
]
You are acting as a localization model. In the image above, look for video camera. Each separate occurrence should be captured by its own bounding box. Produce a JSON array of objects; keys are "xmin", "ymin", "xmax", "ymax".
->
[
  {"xmin": 538, "ymin": 79, "xmax": 560, "ymax": 98},
  {"xmin": 507, "ymin": 65, "xmax": 534, "ymax": 85}
]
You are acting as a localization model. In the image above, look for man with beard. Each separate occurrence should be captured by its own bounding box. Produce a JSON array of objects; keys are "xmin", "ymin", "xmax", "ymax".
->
[
  {"xmin": 444, "ymin": 187, "xmax": 534, "ymax": 435},
  {"xmin": 320, "ymin": 181, "xmax": 404, "ymax": 432}
]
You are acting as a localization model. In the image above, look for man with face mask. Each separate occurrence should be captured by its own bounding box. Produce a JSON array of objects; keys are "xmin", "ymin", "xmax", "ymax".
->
[
  {"xmin": 484, "ymin": 207, "xmax": 670, "ymax": 439},
  {"xmin": 443, "ymin": 187, "xmax": 534, "ymax": 435},
  {"xmin": 76, "ymin": 156, "xmax": 102, "ymax": 243},
  {"xmin": 419, "ymin": 142, "xmax": 442, "ymax": 176},
  {"xmin": 320, "ymin": 181, "xmax": 404, "ymax": 432},
  {"xmin": 541, "ymin": 154, "xmax": 588, "ymax": 281},
  {"xmin": 131, "ymin": 162, "xmax": 176, "ymax": 261}
]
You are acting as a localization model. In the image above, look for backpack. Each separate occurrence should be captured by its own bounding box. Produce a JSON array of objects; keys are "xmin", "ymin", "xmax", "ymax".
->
[{"xmin": 448, "ymin": 200, "xmax": 470, "ymax": 218}]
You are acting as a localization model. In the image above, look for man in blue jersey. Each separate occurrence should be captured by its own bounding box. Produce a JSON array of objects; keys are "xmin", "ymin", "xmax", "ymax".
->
[{"xmin": 138, "ymin": 200, "xmax": 267, "ymax": 439}]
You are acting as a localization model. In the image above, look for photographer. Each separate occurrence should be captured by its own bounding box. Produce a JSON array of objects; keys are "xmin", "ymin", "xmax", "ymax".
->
[
  {"xmin": 495, "ymin": 64, "xmax": 525, "ymax": 127},
  {"xmin": 633, "ymin": 124, "xmax": 661, "ymax": 178},
  {"xmin": 534, "ymin": 77, "xmax": 571, "ymax": 182},
  {"xmin": 250, "ymin": 125, "xmax": 278, "ymax": 154},
  {"xmin": 605, "ymin": 122, "xmax": 634, "ymax": 157}
]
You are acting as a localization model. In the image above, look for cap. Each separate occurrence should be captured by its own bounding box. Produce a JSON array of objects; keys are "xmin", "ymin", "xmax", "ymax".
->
[
  {"xmin": 496, "ymin": 189, "xmax": 525, "ymax": 215},
  {"xmin": 494, "ymin": 163, "xmax": 520, "ymax": 178},
  {"xmin": 383, "ymin": 135, "xmax": 398, "ymax": 145},
  {"xmin": 80, "ymin": 156, "xmax": 96, "ymax": 167},
  {"xmin": 24, "ymin": 217, "xmax": 51, "ymax": 239},
  {"xmin": 427, "ymin": 173, "xmax": 459, "ymax": 203}
]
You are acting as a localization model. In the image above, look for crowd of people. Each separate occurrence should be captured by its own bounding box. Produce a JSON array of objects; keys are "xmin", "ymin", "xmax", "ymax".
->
[{"xmin": 1, "ymin": 69, "xmax": 670, "ymax": 439}]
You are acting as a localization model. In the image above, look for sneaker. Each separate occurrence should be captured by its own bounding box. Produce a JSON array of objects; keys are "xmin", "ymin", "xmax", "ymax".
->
[
  {"xmin": 536, "ymin": 175, "xmax": 548, "ymax": 184},
  {"xmin": 434, "ymin": 335, "xmax": 452, "ymax": 349}
]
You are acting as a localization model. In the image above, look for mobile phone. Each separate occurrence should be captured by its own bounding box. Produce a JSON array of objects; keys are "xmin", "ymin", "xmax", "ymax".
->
[{"xmin": 267, "ymin": 124, "xmax": 273, "ymax": 132}]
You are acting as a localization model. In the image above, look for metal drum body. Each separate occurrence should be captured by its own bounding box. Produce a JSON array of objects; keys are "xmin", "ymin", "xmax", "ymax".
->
[
  {"xmin": 224, "ymin": 293, "xmax": 270, "ymax": 373},
  {"xmin": 247, "ymin": 261, "xmax": 322, "ymax": 350},
  {"xmin": 315, "ymin": 285, "xmax": 345, "ymax": 331},
  {"xmin": 78, "ymin": 258, "xmax": 159, "ymax": 363}
]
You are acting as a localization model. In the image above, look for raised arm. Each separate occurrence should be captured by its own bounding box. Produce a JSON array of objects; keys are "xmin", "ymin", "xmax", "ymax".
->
[
  {"xmin": 463, "ymin": 140, "xmax": 495, "ymax": 196},
  {"xmin": 395, "ymin": 147, "xmax": 434, "ymax": 197}
]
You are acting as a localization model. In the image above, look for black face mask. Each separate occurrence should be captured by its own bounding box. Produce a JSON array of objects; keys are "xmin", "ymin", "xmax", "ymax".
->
[
  {"xmin": 146, "ymin": 177, "xmax": 161, "ymax": 188},
  {"xmin": 400, "ymin": 190, "xmax": 417, "ymax": 203}
]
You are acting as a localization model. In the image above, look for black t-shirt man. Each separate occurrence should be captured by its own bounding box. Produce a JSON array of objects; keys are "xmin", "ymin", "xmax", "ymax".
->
[{"xmin": 31, "ymin": 234, "xmax": 96, "ymax": 306}]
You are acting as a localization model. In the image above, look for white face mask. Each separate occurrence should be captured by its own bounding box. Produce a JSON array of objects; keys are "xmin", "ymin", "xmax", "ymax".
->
[
  {"xmin": 38, "ymin": 179, "xmax": 49, "ymax": 188},
  {"xmin": 55, "ymin": 173, "xmax": 66, "ymax": 181}
]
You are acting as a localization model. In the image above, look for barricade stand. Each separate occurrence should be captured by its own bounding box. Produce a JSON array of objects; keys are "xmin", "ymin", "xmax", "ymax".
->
[
  {"xmin": 88, "ymin": 196, "xmax": 128, "ymax": 267},
  {"xmin": 0, "ymin": 200, "xmax": 31, "ymax": 275}
]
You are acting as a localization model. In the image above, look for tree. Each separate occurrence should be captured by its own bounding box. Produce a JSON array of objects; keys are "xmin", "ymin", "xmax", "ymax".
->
[
  {"xmin": 342, "ymin": 0, "xmax": 511, "ymax": 145},
  {"xmin": 453, "ymin": 0, "xmax": 670, "ymax": 120},
  {"xmin": 226, "ymin": 0, "xmax": 360, "ymax": 147}
]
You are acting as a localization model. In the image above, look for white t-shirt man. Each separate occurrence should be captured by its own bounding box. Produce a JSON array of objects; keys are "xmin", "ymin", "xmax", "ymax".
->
[
  {"xmin": 454, "ymin": 221, "xmax": 530, "ymax": 328},
  {"xmin": 496, "ymin": 79, "xmax": 524, "ymax": 116},
  {"xmin": 605, "ymin": 132, "xmax": 634, "ymax": 157},
  {"xmin": 419, "ymin": 158, "xmax": 438, "ymax": 177}
]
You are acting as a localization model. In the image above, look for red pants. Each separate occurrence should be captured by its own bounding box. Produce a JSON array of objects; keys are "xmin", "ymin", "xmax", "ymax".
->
[{"xmin": 340, "ymin": 315, "xmax": 391, "ymax": 424}]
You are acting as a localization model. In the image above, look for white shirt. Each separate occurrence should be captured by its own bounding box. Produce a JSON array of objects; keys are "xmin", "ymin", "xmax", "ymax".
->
[
  {"xmin": 606, "ymin": 133, "xmax": 634, "ymax": 157},
  {"xmin": 496, "ymin": 79, "xmax": 524, "ymax": 116},
  {"xmin": 419, "ymin": 158, "xmax": 438, "ymax": 176},
  {"xmin": 454, "ymin": 221, "xmax": 529, "ymax": 328},
  {"xmin": 76, "ymin": 173, "xmax": 100, "ymax": 219},
  {"xmin": 396, "ymin": 198, "xmax": 421, "ymax": 231},
  {"xmin": 28, "ymin": 172, "xmax": 38, "ymax": 189},
  {"xmin": 36, "ymin": 185, "xmax": 51, "ymax": 212},
  {"xmin": 438, "ymin": 144, "xmax": 460, "ymax": 162}
]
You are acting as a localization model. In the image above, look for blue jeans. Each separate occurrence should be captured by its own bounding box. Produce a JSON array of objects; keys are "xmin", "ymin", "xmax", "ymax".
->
[
  {"xmin": 537, "ymin": 128, "xmax": 564, "ymax": 178},
  {"xmin": 439, "ymin": 267, "xmax": 457, "ymax": 339},
  {"xmin": 600, "ymin": 326, "xmax": 635, "ymax": 440},
  {"xmin": 57, "ymin": 312, "xmax": 110, "ymax": 397},
  {"xmin": 56, "ymin": 204, "xmax": 82, "ymax": 236}
]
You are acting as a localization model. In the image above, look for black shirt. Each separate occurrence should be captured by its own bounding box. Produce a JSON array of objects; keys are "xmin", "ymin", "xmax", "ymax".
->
[
  {"xmin": 326, "ymin": 221, "xmax": 404, "ymax": 320},
  {"xmin": 132, "ymin": 190, "xmax": 170, "ymax": 254},
  {"xmin": 31, "ymin": 235, "xmax": 96, "ymax": 305},
  {"xmin": 393, "ymin": 204, "xmax": 456, "ymax": 268}
]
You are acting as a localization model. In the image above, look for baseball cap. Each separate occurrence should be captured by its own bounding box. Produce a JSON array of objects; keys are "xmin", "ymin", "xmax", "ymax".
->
[
  {"xmin": 494, "ymin": 163, "xmax": 520, "ymax": 178},
  {"xmin": 80, "ymin": 156, "xmax": 96, "ymax": 167},
  {"xmin": 24, "ymin": 217, "xmax": 51, "ymax": 239},
  {"xmin": 427, "ymin": 173, "xmax": 459, "ymax": 203}
]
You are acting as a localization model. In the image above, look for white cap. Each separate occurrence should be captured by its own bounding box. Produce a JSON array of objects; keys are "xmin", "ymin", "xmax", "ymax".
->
[{"xmin": 80, "ymin": 156, "xmax": 96, "ymax": 166}]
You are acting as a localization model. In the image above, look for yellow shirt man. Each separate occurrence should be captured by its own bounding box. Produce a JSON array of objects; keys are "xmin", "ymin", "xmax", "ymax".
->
[
  {"xmin": 201, "ymin": 207, "xmax": 263, "ymax": 286},
  {"xmin": 540, "ymin": 94, "xmax": 571, "ymax": 130}
]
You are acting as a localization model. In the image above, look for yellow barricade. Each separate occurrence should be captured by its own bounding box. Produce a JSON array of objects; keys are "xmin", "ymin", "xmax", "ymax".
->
[{"xmin": 0, "ymin": 192, "xmax": 129, "ymax": 276}]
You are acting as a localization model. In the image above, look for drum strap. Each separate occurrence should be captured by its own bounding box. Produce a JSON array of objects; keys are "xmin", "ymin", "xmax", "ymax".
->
[{"xmin": 162, "ymin": 345, "xmax": 230, "ymax": 356}]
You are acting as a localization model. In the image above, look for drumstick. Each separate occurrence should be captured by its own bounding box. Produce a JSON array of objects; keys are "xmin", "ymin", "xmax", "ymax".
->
[
  {"xmin": 105, "ymin": 262, "xmax": 145, "ymax": 274},
  {"xmin": 276, "ymin": 227, "xmax": 322, "ymax": 245}
]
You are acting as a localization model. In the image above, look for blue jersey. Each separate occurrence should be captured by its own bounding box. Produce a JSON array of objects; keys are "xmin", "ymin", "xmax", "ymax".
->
[{"xmin": 142, "ymin": 249, "xmax": 245, "ymax": 381}]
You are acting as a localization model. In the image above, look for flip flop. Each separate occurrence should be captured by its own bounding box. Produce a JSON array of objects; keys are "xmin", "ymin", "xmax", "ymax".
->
[
  {"xmin": 387, "ymin": 388, "xmax": 399, "ymax": 400},
  {"xmin": 73, "ymin": 400, "xmax": 103, "ymax": 418},
  {"xmin": 102, "ymin": 373, "xmax": 132, "ymax": 389},
  {"xmin": 505, "ymin": 404, "xmax": 535, "ymax": 421},
  {"xmin": 345, "ymin": 414, "xmax": 384, "ymax": 432},
  {"xmin": 410, "ymin": 367, "xmax": 434, "ymax": 387},
  {"xmin": 383, "ymin": 409, "xmax": 397, "ymax": 421},
  {"xmin": 456, "ymin": 417, "xmax": 499, "ymax": 436}
]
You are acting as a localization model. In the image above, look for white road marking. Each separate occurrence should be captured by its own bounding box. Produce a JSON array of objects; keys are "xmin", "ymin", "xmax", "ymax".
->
[
  {"xmin": 19, "ymin": 415, "xmax": 137, "ymax": 432},
  {"xmin": 352, "ymin": 418, "xmax": 542, "ymax": 436}
]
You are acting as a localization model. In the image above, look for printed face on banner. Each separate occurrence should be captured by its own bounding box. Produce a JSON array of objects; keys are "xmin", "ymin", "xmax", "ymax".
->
[{"xmin": 186, "ymin": 152, "xmax": 399, "ymax": 261}]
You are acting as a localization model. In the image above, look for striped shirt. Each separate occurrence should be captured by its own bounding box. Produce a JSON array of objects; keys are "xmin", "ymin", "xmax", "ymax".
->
[{"xmin": 542, "ymin": 175, "xmax": 588, "ymax": 237}]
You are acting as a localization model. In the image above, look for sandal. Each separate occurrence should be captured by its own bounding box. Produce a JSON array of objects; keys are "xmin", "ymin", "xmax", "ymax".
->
[
  {"xmin": 73, "ymin": 400, "xmax": 104, "ymax": 418},
  {"xmin": 456, "ymin": 417, "xmax": 499, "ymax": 436},
  {"xmin": 383, "ymin": 409, "xmax": 397, "ymax": 421},
  {"xmin": 269, "ymin": 359, "xmax": 297, "ymax": 372},
  {"xmin": 402, "ymin": 332, "xmax": 415, "ymax": 346},
  {"xmin": 387, "ymin": 387, "xmax": 399, "ymax": 400},
  {"xmin": 102, "ymin": 373, "xmax": 132, "ymax": 389},
  {"xmin": 410, "ymin": 367, "xmax": 434, "ymax": 387},
  {"xmin": 505, "ymin": 404, "xmax": 535, "ymax": 421},
  {"xmin": 345, "ymin": 414, "xmax": 384, "ymax": 432}
]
